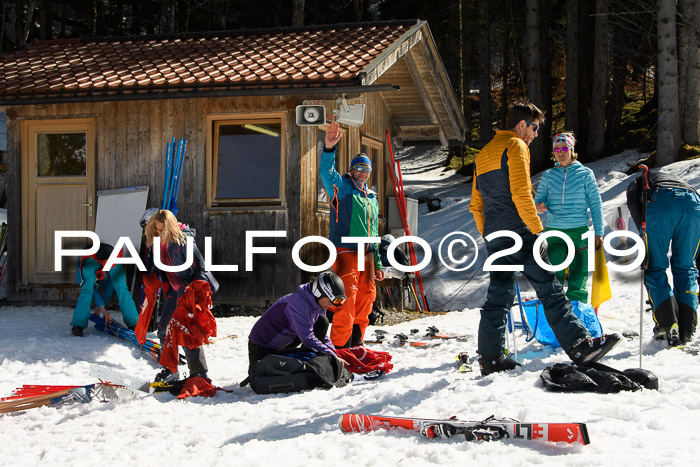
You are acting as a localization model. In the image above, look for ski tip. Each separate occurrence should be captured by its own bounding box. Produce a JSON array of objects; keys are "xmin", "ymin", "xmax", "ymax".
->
[{"xmin": 580, "ymin": 423, "xmax": 591, "ymax": 445}]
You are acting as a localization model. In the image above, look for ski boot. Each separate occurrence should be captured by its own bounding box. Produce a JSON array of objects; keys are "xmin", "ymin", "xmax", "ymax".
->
[
  {"xmin": 154, "ymin": 367, "xmax": 180, "ymax": 383},
  {"xmin": 72, "ymin": 326, "xmax": 84, "ymax": 337},
  {"xmin": 478, "ymin": 354, "xmax": 521, "ymax": 376},
  {"xmin": 568, "ymin": 333, "xmax": 622, "ymax": 366}
]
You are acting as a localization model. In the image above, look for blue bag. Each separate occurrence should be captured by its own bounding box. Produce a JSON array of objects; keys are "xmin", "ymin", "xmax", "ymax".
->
[{"xmin": 520, "ymin": 300, "xmax": 603, "ymax": 348}]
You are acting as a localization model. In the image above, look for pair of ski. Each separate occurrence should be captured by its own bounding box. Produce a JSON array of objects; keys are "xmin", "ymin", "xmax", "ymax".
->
[
  {"xmin": 0, "ymin": 385, "xmax": 95, "ymax": 413},
  {"xmin": 367, "ymin": 327, "xmax": 468, "ymax": 348},
  {"xmin": 339, "ymin": 413, "xmax": 590, "ymax": 445},
  {"xmin": 0, "ymin": 222, "xmax": 7, "ymax": 284},
  {"xmin": 0, "ymin": 374, "xmax": 146, "ymax": 414},
  {"xmin": 90, "ymin": 364, "xmax": 185, "ymax": 395},
  {"xmin": 89, "ymin": 314, "xmax": 186, "ymax": 365},
  {"xmin": 162, "ymin": 137, "xmax": 187, "ymax": 215}
]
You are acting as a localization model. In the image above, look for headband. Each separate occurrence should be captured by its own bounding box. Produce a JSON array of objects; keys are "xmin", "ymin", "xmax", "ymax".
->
[{"xmin": 552, "ymin": 133, "xmax": 575, "ymax": 150}]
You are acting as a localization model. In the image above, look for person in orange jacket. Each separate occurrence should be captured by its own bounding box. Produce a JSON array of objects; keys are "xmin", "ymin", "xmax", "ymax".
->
[{"xmin": 469, "ymin": 102, "xmax": 620, "ymax": 376}]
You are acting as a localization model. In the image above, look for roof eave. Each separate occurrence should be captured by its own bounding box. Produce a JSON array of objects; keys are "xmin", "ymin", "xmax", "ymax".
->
[
  {"xmin": 0, "ymin": 82, "xmax": 400, "ymax": 106},
  {"xmin": 359, "ymin": 20, "xmax": 425, "ymax": 86}
]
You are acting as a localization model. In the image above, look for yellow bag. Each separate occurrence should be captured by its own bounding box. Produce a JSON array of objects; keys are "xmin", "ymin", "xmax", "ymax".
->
[{"xmin": 591, "ymin": 246, "xmax": 612, "ymax": 312}]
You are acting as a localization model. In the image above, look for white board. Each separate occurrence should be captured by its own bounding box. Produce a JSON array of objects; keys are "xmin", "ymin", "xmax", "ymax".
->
[{"xmin": 95, "ymin": 186, "xmax": 149, "ymax": 251}]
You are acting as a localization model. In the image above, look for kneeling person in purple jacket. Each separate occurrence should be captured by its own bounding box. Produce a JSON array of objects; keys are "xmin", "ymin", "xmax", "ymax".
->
[{"xmin": 248, "ymin": 272, "xmax": 349, "ymax": 376}]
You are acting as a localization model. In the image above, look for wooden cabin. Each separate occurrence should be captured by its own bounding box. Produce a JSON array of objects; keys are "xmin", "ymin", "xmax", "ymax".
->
[{"xmin": 0, "ymin": 20, "xmax": 466, "ymax": 306}]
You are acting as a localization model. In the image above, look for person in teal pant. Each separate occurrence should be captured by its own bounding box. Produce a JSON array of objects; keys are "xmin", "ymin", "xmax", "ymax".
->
[
  {"xmin": 627, "ymin": 172, "xmax": 700, "ymax": 345},
  {"xmin": 70, "ymin": 244, "xmax": 138, "ymax": 337},
  {"xmin": 535, "ymin": 132, "xmax": 604, "ymax": 303}
]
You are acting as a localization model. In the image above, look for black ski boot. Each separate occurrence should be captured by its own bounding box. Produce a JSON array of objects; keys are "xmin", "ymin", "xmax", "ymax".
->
[
  {"xmin": 72, "ymin": 326, "xmax": 84, "ymax": 337},
  {"xmin": 678, "ymin": 302, "xmax": 697, "ymax": 344},
  {"xmin": 154, "ymin": 367, "xmax": 180, "ymax": 383},
  {"xmin": 350, "ymin": 324, "xmax": 364, "ymax": 347},
  {"xmin": 568, "ymin": 333, "xmax": 622, "ymax": 366},
  {"xmin": 478, "ymin": 355, "xmax": 521, "ymax": 376}
]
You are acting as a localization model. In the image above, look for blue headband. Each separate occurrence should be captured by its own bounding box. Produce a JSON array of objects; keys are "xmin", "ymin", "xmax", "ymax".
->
[{"xmin": 350, "ymin": 154, "xmax": 371, "ymax": 169}]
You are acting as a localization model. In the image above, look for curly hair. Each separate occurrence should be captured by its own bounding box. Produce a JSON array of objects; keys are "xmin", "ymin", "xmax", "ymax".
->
[{"xmin": 144, "ymin": 209, "xmax": 186, "ymax": 247}]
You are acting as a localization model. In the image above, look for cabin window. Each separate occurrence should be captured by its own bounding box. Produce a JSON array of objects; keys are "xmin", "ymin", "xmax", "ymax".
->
[{"xmin": 211, "ymin": 118, "xmax": 284, "ymax": 206}]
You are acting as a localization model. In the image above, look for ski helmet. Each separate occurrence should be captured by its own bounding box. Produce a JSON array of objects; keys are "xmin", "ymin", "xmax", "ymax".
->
[{"xmin": 312, "ymin": 272, "xmax": 347, "ymax": 306}]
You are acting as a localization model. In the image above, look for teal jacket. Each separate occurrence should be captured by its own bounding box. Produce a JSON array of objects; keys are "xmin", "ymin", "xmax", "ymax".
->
[
  {"xmin": 534, "ymin": 161, "xmax": 605, "ymax": 235},
  {"xmin": 319, "ymin": 146, "xmax": 383, "ymax": 270}
]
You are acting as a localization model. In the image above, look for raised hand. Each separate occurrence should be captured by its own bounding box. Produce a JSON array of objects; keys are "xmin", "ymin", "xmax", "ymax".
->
[{"xmin": 325, "ymin": 122, "xmax": 342, "ymax": 149}]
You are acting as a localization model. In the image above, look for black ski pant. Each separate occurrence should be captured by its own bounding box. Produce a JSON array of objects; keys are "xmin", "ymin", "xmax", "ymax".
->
[
  {"xmin": 478, "ymin": 232, "xmax": 589, "ymax": 357},
  {"xmin": 247, "ymin": 315, "xmax": 330, "ymax": 376}
]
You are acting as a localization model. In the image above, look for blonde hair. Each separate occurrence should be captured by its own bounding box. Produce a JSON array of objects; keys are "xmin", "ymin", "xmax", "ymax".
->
[
  {"xmin": 145, "ymin": 209, "xmax": 186, "ymax": 247},
  {"xmin": 551, "ymin": 131, "xmax": 579, "ymax": 162}
]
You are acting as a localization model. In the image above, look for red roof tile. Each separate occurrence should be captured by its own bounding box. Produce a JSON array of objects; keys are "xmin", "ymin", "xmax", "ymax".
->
[{"xmin": 0, "ymin": 21, "xmax": 417, "ymax": 101}]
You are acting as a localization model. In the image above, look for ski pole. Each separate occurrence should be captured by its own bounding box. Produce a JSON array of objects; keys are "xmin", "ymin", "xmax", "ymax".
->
[
  {"xmin": 168, "ymin": 139, "xmax": 183, "ymax": 211},
  {"xmin": 637, "ymin": 164, "xmax": 650, "ymax": 368},
  {"xmin": 162, "ymin": 139, "xmax": 173, "ymax": 209},
  {"xmin": 171, "ymin": 138, "xmax": 187, "ymax": 215}
]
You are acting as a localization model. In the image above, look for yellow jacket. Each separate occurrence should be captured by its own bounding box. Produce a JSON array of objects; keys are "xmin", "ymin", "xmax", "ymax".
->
[{"xmin": 469, "ymin": 130, "xmax": 543, "ymax": 237}]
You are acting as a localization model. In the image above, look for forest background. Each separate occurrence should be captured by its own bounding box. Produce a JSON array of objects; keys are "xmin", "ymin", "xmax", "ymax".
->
[{"xmin": 1, "ymin": 0, "xmax": 699, "ymax": 172}]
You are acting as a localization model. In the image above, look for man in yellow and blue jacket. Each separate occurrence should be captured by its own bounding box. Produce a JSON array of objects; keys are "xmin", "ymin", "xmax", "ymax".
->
[{"xmin": 469, "ymin": 102, "xmax": 620, "ymax": 376}]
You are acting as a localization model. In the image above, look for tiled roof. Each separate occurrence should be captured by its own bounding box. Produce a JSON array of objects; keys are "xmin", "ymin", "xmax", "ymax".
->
[{"xmin": 0, "ymin": 21, "xmax": 417, "ymax": 102}]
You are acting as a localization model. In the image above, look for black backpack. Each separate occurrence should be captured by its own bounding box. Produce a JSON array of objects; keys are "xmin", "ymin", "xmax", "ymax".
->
[{"xmin": 249, "ymin": 353, "xmax": 351, "ymax": 395}]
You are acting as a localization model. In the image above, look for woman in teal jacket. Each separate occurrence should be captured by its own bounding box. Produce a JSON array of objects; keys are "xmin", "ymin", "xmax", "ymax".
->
[
  {"xmin": 535, "ymin": 132, "xmax": 604, "ymax": 303},
  {"xmin": 71, "ymin": 243, "xmax": 138, "ymax": 336}
]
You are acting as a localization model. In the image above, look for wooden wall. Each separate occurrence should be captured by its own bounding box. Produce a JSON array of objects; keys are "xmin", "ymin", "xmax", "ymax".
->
[
  {"xmin": 299, "ymin": 92, "xmax": 393, "ymax": 272},
  {"xmin": 5, "ymin": 91, "xmax": 394, "ymax": 305}
]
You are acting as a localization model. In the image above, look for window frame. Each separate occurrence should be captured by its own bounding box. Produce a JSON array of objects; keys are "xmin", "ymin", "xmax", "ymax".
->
[
  {"xmin": 206, "ymin": 112, "xmax": 286, "ymax": 208},
  {"xmin": 360, "ymin": 135, "xmax": 385, "ymax": 217}
]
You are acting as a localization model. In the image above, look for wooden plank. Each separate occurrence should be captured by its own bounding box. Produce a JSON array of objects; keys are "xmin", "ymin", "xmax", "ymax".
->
[{"xmin": 404, "ymin": 51, "xmax": 448, "ymax": 147}]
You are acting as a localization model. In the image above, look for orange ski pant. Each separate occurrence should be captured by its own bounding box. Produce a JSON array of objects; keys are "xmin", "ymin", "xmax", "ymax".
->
[{"xmin": 329, "ymin": 249, "xmax": 376, "ymax": 347}]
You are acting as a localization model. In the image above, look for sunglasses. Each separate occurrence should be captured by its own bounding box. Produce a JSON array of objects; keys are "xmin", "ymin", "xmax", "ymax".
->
[
  {"xmin": 553, "ymin": 147, "xmax": 571, "ymax": 153},
  {"xmin": 332, "ymin": 296, "xmax": 346, "ymax": 306},
  {"xmin": 352, "ymin": 165, "xmax": 372, "ymax": 173},
  {"xmin": 525, "ymin": 120, "xmax": 540, "ymax": 132}
]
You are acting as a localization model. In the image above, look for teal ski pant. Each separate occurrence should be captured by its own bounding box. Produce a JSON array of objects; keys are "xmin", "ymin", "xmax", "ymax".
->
[
  {"xmin": 71, "ymin": 259, "xmax": 138, "ymax": 328},
  {"xmin": 546, "ymin": 226, "xmax": 591, "ymax": 303},
  {"xmin": 645, "ymin": 188, "xmax": 700, "ymax": 332}
]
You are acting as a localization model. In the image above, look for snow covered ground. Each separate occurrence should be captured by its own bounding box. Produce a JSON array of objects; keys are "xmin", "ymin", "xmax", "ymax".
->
[{"xmin": 1, "ymin": 149, "xmax": 700, "ymax": 466}]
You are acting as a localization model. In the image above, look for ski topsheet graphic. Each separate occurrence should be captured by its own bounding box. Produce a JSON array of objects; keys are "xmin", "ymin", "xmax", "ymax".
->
[{"xmin": 339, "ymin": 413, "xmax": 590, "ymax": 445}]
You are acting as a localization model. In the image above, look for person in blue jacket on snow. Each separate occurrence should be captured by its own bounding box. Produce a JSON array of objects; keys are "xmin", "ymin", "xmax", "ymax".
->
[
  {"xmin": 71, "ymin": 243, "xmax": 138, "ymax": 337},
  {"xmin": 627, "ymin": 171, "xmax": 700, "ymax": 345},
  {"xmin": 535, "ymin": 132, "xmax": 604, "ymax": 303},
  {"xmin": 247, "ymin": 271, "xmax": 350, "ymax": 377}
]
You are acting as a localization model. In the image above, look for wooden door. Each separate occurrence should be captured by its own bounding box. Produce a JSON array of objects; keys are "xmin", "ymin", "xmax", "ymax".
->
[{"xmin": 21, "ymin": 119, "xmax": 95, "ymax": 284}]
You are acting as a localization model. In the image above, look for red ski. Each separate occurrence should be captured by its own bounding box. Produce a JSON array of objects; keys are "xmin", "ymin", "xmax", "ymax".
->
[{"xmin": 339, "ymin": 413, "xmax": 590, "ymax": 445}]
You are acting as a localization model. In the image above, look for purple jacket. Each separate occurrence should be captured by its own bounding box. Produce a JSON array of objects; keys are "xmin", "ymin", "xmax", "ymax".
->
[{"xmin": 248, "ymin": 283, "xmax": 337, "ymax": 356}]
